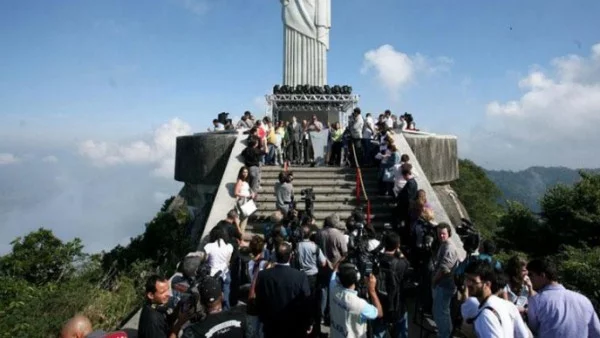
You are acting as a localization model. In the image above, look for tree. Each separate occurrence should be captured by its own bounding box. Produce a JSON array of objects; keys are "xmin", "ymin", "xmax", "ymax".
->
[
  {"xmin": 451, "ymin": 159, "xmax": 504, "ymax": 238},
  {"xmin": 0, "ymin": 228, "xmax": 85, "ymax": 285},
  {"xmin": 556, "ymin": 246, "xmax": 600, "ymax": 309},
  {"xmin": 496, "ymin": 201, "xmax": 545, "ymax": 255},
  {"xmin": 540, "ymin": 171, "xmax": 600, "ymax": 249}
]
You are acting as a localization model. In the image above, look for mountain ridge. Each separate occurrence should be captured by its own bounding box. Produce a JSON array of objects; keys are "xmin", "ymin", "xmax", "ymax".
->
[{"xmin": 485, "ymin": 166, "xmax": 600, "ymax": 212}]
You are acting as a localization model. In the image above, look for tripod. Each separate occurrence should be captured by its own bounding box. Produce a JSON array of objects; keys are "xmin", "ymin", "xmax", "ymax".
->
[{"xmin": 412, "ymin": 250, "xmax": 437, "ymax": 338}]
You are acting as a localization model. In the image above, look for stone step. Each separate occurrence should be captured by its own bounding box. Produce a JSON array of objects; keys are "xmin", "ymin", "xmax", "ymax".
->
[
  {"xmin": 260, "ymin": 178, "xmax": 378, "ymax": 186},
  {"xmin": 257, "ymin": 202, "xmax": 394, "ymax": 213},
  {"xmin": 261, "ymin": 172, "xmax": 378, "ymax": 180},
  {"xmin": 260, "ymin": 165, "xmax": 379, "ymax": 173},
  {"xmin": 255, "ymin": 194, "xmax": 395, "ymax": 203},
  {"xmin": 249, "ymin": 210, "xmax": 395, "ymax": 222},
  {"xmin": 258, "ymin": 186, "xmax": 380, "ymax": 196}
]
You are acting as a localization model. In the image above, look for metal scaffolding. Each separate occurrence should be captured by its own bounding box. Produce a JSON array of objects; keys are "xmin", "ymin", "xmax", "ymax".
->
[{"xmin": 265, "ymin": 93, "xmax": 360, "ymax": 125}]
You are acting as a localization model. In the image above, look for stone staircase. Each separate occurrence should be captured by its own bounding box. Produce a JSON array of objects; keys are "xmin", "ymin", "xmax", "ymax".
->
[{"xmin": 246, "ymin": 165, "xmax": 396, "ymax": 236}]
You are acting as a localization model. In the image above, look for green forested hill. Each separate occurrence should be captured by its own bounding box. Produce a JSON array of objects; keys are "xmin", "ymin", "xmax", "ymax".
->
[{"xmin": 485, "ymin": 166, "xmax": 600, "ymax": 212}]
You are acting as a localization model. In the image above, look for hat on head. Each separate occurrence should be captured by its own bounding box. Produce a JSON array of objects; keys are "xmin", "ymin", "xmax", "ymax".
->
[{"xmin": 200, "ymin": 276, "xmax": 222, "ymax": 305}]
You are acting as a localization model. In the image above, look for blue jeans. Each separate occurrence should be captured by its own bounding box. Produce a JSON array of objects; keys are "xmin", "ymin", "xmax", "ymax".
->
[
  {"xmin": 432, "ymin": 285, "xmax": 454, "ymax": 338},
  {"xmin": 222, "ymin": 272, "xmax": 231, "ymax": 310},
  {"xmin": 246, "ymin": 315, "xmax": 263, "ymax": 338},
  {"xmin": 372, "ymin": 312, "xmax": 408, "ymax": 338}
]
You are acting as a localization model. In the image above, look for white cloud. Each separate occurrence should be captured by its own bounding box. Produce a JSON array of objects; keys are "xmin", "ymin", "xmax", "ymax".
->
[
  {"xmin": 253, "ymin": 95, "xmax": 267, "ymax": 114},
  {"xmin": 361, "ymin": 44, "xmax": 453, "ymax": 99},
  {"xmin": 78, "ymin": 118, "xmax": 192, "ymax": 178},
  {"xmin": 176, "ymin": 0, "xmax": 209, "ymax": 16},
  {"xmin": 466, "ymin": 43, "xmax": 600, "ymax": 169},
  {"xmin": 42, "ymin": 155, "xmax": 58, "ymax": 163},
  {"xmin": 0, "ymin": 153, "xmax": 19, "ymax": 165}
]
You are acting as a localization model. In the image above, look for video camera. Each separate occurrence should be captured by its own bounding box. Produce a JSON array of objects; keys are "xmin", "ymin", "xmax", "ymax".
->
[
  {"xmin": 456, "ymin": 218, "xmax": 481, "ymax": 255},
  {"xmin": 172, "ymin": 252, "xmax": 219, "ymax": 324},
  {"xmin": 347, "ymin": 207, "xmax": 379, "ymax": 280}
]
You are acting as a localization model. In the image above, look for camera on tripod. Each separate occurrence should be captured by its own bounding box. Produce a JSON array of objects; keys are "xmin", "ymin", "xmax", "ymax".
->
[
  {"xmin": 347, "ymin": 207, "xmax": 380, "ymax": 279},
  {"xmin": 456, "ymin": 218, "xmax": 481, "ymax": 255},
  {"xmin": 300, "ymin": 188, "xmax": 316, "ymax": 217}
]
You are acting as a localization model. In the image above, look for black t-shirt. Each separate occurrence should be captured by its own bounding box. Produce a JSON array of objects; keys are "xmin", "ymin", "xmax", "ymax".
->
[
  {"xmin": 379, "ymin": 254, "xmax": 410, "ymax": 319},
  {"xmin": 138, "ymin": 303, "xmax": 171, "ymax": 338},
  {"xmin": 242, "ymin": 147, "xmax": 262, "ymax": 167},
  {"xmin": 214, "ymin": 220, "xmax": 239, "ymax": 245},
  {"xmin": 182, "ymin": 305, "xmax": 246, "ymax": 338}
]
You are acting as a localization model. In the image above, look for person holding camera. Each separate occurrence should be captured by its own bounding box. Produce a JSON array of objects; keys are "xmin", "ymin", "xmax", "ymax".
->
[
  {"xmin": 372, "ymin": 232, "xmax": 410, "ymax": 338},
  {"xmin": 329, "ymin": 259, "xmax": 383, "ymax": 338},
  {"xmin": 138, "ymin": 275, "xmax": 181, "ymax": 338},
  {"xmin": 275, "ymin": 171, "xmax": 294, "ymax": 215}
]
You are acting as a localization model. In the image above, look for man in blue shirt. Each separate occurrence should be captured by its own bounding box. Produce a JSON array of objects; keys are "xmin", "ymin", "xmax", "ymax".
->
[
  {"xmin": 329, "ymin": 261, "xmax": 383, "ymax": 338},
  {"xmin": 527, "ymin": 258, "xmax": 600, "ymax": 338}
]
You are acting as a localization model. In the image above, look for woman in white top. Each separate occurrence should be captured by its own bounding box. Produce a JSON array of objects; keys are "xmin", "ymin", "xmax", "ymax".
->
[
  {"xmin": 204, "ymin": 226, "xmax": 234, "ymax": 309},
  {"xmin": 235, "ymin": 166, "xmax": 254, "ymax": 199},
  {"xmin": 235, "ymin": 166, "xmax": 255, "ymax": 234}
]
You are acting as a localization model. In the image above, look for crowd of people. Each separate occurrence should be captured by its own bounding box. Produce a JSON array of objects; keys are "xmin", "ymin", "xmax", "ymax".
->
[{"xmin": 59, "ymin": 108, "xmax": 600, "ymax": 338}]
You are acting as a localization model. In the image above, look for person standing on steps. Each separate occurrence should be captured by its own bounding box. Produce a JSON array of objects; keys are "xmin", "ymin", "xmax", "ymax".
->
[
  {"xmin": 242, "ymin": 138, "xmax": 267, "ymax": 193},
  {"xmin": 431, "ymin": 223, "xmax": 459, "ymax": 338},
  {"xmin": 287, "ymin": 116, "xmax": 303, "ymax": 164}
]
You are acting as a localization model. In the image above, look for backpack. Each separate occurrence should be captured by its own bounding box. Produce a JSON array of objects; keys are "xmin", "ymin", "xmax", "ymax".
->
[{"xmin": 376, "ymin": 255, "xmax": 405, "ymax": 318}]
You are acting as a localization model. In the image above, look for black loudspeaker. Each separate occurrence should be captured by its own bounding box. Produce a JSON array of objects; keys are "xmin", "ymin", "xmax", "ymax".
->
[{"xmin": 218, "ymin": 112, "xmax": 229, "ymax": 125}]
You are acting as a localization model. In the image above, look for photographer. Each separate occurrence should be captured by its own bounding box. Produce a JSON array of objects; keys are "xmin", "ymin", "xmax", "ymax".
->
[
  {"xmin": 138, "ymin": 275, "xmax": 179, "ymax": 338},
  {"xmin": 329, "ymin": 260, "xmax": 383, "ymax": 338},
  {"xmin": 373, "ymin": 232, "xmax": 410, "ymax": 338},
  {"xmin": 275, "ymin": 171, "xmax": 294, "ymax": 215}
]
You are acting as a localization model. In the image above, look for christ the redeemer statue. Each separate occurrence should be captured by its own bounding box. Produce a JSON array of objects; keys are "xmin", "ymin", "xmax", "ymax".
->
[{"xmin": 281, "ymin": 0, "xmax": 331, "ymax": 86}]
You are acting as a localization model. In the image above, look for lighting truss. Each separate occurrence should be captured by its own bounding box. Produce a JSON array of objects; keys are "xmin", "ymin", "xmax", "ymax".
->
[{"xmin": 265, "ymin": 94, "xmax": 359, "ymax": 112}]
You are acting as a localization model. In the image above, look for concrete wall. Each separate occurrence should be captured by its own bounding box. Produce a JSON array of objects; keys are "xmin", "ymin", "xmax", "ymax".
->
[
  {"xmin": 393, "ymin": 134, "xmax": 465, "ymax": 260},
  {"xmin": 197, "ymin": 131, "xmax": 249, "ymax": 249},
  {"xmin": 403, "ymin": 133, "xmax": 459, "ymax": 184},
  {"xmin": 175, "ymin": 131, "xmax": 238, "ymax": 184},
  {"xmin": 432, "ymin": 184, "xmax": 470, "ymax": 229}
]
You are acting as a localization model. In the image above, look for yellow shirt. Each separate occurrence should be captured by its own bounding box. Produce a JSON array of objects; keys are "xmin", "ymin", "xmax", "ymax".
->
[
  {"xmin": 267, "ymin": 128, "xmax": 277, "ymax": 144},
  {"xmin": 331, "ymin": 128, "xmax": 344, "ymax": 142}
]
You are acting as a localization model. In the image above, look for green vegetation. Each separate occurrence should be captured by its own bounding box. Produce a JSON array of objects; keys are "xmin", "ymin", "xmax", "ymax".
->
[
  {"xmin": 0, "ymin": 197, "xmax": 194, "ymax": 338},
  {"xmin": 455, "ymin": 161, "xmax": 600, "ymax": 309},
  {"xmin": 451, "ymin": 159, "xmax": 504, "ymax": 238},
  {"xmin": 1, "ymin": 161, "xmax": 599, "ymax": 336}
]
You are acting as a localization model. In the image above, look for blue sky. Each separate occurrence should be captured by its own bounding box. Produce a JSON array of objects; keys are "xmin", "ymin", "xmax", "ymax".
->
[{"xmin": 1, "ymin": 0, "xmax": 600, "ymax": 252}]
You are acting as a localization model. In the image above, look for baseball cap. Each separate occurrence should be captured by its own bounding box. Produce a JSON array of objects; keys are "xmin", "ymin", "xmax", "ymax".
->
[{"xmin": 200, "ymin": 276, "xmax": 222, "ymax": 305}]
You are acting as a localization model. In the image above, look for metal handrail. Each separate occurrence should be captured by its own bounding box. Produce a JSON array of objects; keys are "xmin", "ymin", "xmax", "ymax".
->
[{"xmin": 350, "ymin": 142, "xmax": 371, "ymax": 225}]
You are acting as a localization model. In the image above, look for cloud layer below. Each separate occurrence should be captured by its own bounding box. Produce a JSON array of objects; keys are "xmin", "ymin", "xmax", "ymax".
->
[
  {"xmin": 78, "ymin": 118, "xmax": 192, "ymax": 178},
  {"xmin": 465, "ymin": 43, "xmax": 600, "ymax": 169}
]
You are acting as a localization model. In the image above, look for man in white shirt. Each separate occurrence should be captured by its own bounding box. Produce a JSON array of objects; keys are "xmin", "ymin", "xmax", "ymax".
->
[
  {"xmin": 209, "ymin": 119, "xmax": 225, "ymax": 132},
  {"xmin": 464, "ymin": 260, "xmax": 530, "ymax": 338},
  {"xmin": 329, "ymin": 261, "xmax": 383, "ymax": 338},
  {"xmin": 384, "ymin": 110, "xmax": 394, "ymax": 129}
]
